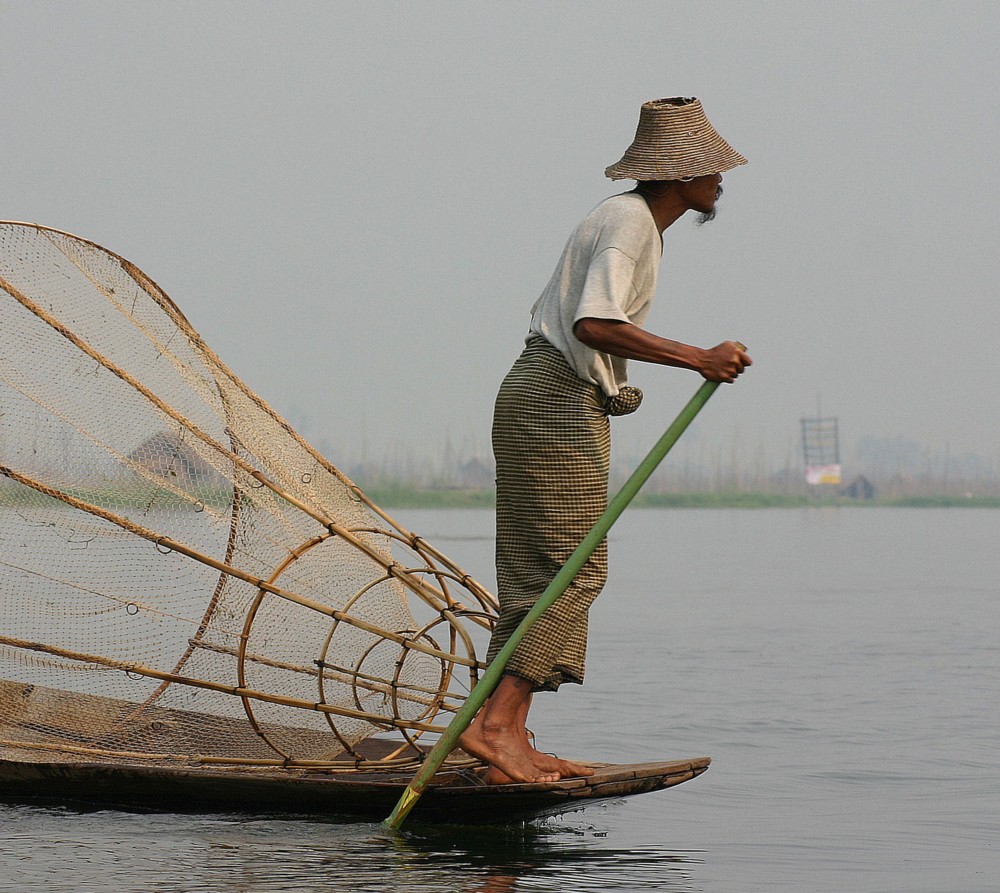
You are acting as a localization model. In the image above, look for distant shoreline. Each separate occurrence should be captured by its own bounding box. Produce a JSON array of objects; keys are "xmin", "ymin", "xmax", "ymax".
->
[
  {"xmin": 4, "ymin": 484, "xmax": 996, "ymax": 512},
  {"xmin": 362, "ymin": 487, "xmax": 1000, "ymax": 510}
]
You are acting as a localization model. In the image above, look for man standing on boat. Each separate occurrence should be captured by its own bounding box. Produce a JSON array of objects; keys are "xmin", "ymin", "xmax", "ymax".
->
[{"xmin": 459, "ymin": 97, "xmax": 752, "ymax": 784}]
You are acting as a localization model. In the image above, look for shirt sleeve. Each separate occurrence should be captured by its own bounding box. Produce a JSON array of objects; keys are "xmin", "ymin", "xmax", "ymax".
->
[{"xmin": 573, "ymin": 247, "xmax": 637, "ymax": 325}]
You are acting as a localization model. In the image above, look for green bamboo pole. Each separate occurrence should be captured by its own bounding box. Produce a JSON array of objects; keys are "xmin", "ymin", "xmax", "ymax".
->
[{"xmin": 384, "ymin": 377, "xmax": 726, "ymax": 830}]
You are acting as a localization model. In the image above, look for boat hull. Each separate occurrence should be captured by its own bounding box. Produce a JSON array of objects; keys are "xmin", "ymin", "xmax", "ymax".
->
[{"xmin": 0, "ymin": 754, "xmax": 710, "ymax": 823}]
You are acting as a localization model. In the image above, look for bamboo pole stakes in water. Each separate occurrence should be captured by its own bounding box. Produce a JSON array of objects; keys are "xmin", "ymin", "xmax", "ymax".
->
[{"xmin": 384, "ymin": 375, "xmax": 732, "ymax": 830}]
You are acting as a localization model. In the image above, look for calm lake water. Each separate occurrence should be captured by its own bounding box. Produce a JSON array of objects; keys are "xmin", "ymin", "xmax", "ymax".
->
[{"xmin": 2, "ymin": 507, "xmax": 997, "ymax": 892}]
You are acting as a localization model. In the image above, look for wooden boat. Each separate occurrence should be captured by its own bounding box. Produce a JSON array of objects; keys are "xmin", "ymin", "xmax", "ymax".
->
[
  {"xmin": 0, "ymin": 679, "xmax": 708, "ymax": 821},
  {"xmin": 0, "ymin": 749, "xmax": 711, "ymax": 823}
]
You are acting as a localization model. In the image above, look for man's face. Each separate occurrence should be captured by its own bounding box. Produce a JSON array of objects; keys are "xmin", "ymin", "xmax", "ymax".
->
[{"xmin": 677, "ymin": 173, "xmax": 723, "ymax": 215}]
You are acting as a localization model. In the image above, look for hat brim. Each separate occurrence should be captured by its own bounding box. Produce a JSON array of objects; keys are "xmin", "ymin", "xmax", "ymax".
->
[{"xmin": 605, "ymin": 97, "xmax": 747, "ymax": 181}]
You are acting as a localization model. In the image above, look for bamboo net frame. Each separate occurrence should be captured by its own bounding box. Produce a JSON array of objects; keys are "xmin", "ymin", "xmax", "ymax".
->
[{"xmin": 0, "ymin": 222, "xmax": 497, "ymax": 772}]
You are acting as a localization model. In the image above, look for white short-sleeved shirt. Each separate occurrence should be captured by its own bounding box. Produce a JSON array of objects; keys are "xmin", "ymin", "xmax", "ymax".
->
[{"xmin": 527, "ymin": 193, "xmax": 661, "ymax": 397}]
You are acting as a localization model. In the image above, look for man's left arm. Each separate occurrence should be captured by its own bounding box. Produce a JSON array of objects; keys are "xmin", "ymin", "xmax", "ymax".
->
[{"xmin": 573, "ymin": 317, "xmax": 751, "ymax": 383}]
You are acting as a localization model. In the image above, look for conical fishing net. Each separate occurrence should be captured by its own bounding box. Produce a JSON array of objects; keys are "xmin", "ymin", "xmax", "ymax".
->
[{"xmin": 0, "ymin": 222, "xmax": 497, "ymax": 772}]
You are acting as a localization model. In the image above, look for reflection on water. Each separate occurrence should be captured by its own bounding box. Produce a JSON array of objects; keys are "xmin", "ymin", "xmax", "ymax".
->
[
  {"xmin": 395, "ymin": 821, "xmax": 700, "ymax": 893},
  {"xmin": 0, "ymin": 804, "xmax": 701, "ymax": 893}
]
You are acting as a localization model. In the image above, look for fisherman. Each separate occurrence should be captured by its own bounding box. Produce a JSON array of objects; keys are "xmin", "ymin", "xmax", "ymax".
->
[{"xmin": 459, "ymin": 97, "xmax": 752, "ymax": 784}]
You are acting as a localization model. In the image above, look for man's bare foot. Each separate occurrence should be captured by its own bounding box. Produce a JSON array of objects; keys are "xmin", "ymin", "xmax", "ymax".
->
[
  {"xmin": 529, "ymin": 749, "xmax": 595, "ymax": 779},
  {"xmin": 478, "ymin": 751, "xmax": 593, "ymax": 785},
  {"xmin": 459, "ymin": 718, "xmax": 559, "ymax": 785}
]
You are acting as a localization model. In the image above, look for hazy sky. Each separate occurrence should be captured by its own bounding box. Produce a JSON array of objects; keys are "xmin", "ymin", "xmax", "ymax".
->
[{"xmin": 3, "ymin": 2, "xmax": 998, "ymax": 478}]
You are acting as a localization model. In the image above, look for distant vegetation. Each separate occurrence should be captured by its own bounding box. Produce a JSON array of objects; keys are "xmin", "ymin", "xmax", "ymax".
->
[
  {"xmin": 344, "ymin": 443, "xmax": 1000, "ymax": 510},
  {"xmin": 362, "ymin": 486, "xmax": 1000, "ymax": 510},
  {"xmin": 0, "ymin": 482, "xmax": 232, "ymax": 510},
  {"xmin": 5, "ymin": 480, "xmax": 997, "ymax": 513},
  {"xmin": 362, "ymin": 485, "xmax": 495, "ymax": 509}
]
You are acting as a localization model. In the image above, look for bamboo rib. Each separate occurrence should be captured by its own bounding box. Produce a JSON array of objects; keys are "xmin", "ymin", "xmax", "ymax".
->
[
  {"xmin": 0, "ymin": 737, "xmax": 193, "ymax": 763},
  {"xmin": 191, "ymin": 638, "xmax": 463, "ymax": 709},
  {"xmin": 0, "ymin": 737, "xmax": 476, "ymax": 772},
  {"xmin": 0, "ymin": 635, "xmax": 449, "ymax": 735},
  {"xmin": 351, "ymin": 527, "xmax": 496, "ymax": 629}
]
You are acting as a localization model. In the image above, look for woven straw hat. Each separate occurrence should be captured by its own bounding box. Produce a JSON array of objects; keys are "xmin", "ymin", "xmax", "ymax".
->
[{"xmin": 605, "ymin": 97, "xmax": 747, "ymax": 181}]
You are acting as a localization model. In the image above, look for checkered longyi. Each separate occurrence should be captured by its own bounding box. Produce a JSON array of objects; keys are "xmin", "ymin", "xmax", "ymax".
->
[{"xmin": 486, "ymin": 337, "xmax": 611, "ymax": 691}]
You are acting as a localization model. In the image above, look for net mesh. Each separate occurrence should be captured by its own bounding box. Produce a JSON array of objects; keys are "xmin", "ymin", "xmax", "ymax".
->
[{"xmin": 0, "ymin": 222, "xmax": 497, "ymax": 771}]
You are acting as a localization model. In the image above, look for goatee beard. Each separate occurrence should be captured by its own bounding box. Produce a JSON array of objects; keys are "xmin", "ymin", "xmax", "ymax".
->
[{"xmin": 695, "ymin": 184, "xmax": 723, "ymax": 226}]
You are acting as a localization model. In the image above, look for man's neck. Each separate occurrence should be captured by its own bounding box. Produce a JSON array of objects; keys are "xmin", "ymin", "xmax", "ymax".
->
[{"xmin": 633, "ymin": 186, "xmax": 690, "ymax": 235}]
